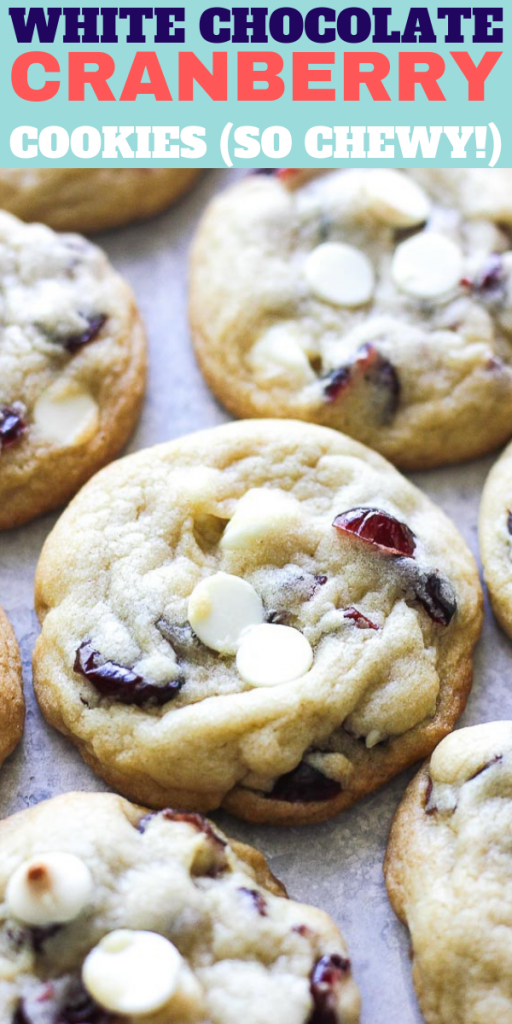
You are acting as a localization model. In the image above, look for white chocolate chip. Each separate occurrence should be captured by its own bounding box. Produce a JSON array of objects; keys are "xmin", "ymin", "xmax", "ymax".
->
[
  {"xmin": 220, "ymin": 488, "xmax": 301, "ymax": 552},
  {"xmin": 33, "ymin": 382, "xmax": 99, "ymax": 446},
  {"xmin": 188, "ymin": 572, "xmax": 264, "ymax": 654},
  {"xmin": 82, "ymin": 930, "xmax": 182, "ymax": 1016},
  {"xmin": 304, "ymin": 242, "xmax": 375, "ymax": 308},
  {"xmin": 364, "ymin": 170, "xmax": 430, "ymax": 228},
  {"xmin": 6, "ymin": 852, "xmax": 93, "ymax": 926},
  {"xmin": 392, "ymin": 232, "xmax": 463, "ymax": 300},
  {"xmin": 248, "ymin": 325, "xmax": 315, "ymax": 388},
  {"xmin": 236, "ymin": 623, "xmax": 313, "ymax": 687}
]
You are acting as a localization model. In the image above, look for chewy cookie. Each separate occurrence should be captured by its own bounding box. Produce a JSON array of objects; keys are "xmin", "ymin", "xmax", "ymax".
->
[
  {"xmin": 479, "ymin": 440, "xmax": 512, "ymax": 638},
  {"xmin": 0, "ymin": 604, "xmax": 24, "ymax": 766},
  {"xmin": 385, "ymin": 722, "xmax": 512, "ymax": 1024},
  {"xmin": 33, "ymin": 421, "xmax": 482, "ymax": 825},
  {"xmin": 190, "ymin": 168, "xmax": 512, "ymax": 470},
  {"xmin": 0, "ymin": 210, "xmax": 146, "ymax": 529},
  {"xmin": 0, "ymin": 169, "xmax": 202, "ymax": 234},
  {"xmin": 0, "ymin": 791, "xmax": 360, "ymax": 1023}
]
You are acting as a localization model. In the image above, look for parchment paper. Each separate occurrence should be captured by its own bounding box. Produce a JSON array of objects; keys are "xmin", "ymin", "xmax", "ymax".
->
[{"xmin": 0, "ymin": 169, "xmax": 509, "ymax": 1024}]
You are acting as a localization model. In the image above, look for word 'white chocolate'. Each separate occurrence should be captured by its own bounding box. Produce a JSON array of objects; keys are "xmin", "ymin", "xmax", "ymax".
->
[
  {"xmin": 83, "ymin": 930, "xmax": 182, "ymax": 1015},
  {"xmin": 304, "ymin": 242, "xmax": 375, "ymax": 308},
  {"xmin": 392, "ymin": 232, "xmax": 463, "ymax": 299},
  {"xmin": 188, "ymin": 572, "xmax": 264, "ymax": 654},
  {"xmin": 34, "ymin": 384, "xmax": 99, "ymax": 447},
  {"xmin": 6, "ymin": 851, "xmax": 93, "ymax": 926},
  {"xmin": 249, "ymin": 325, "xmax": 315, "ymax": 388},
  {"xmin": 236, "ymin": 623, "xmax": 313, "ymax": 686},
  {"xmin": 221, "ymin": 488, "xmax": 301, "ymax": 551},
  {"xmin": 364, "ymin": 170, "xmax": 431, "ymax": 228}
]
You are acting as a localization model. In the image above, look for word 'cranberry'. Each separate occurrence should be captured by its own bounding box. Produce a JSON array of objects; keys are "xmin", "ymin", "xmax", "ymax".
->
[
  {"xmin": 74, "ymin": 641, "xmax": 183, "ymax": 707},
  {"xmin": 269, "ymin": 762, "xmax": 342, "ymax": 803},
  {"xmin": 333, "ymin": 507, "xmax": 416, "ymax": 558},
  {"xmin": 0, "ymin": 405, "xmax": 26, "ymax": 450},
  {"xmin": 309, "ymin": 954, "xmax": 351, "ymax": 1024}
]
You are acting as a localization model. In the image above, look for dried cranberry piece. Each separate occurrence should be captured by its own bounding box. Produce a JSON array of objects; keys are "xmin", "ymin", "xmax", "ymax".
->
[
  {"xmin": 309, "ymin": 954, "xmax": 351, "ymax": 1024},
  {"xmin": 13, "ymin": 978, "xmax": 110, "ymax": 1024},
  {"xmin": 267, "ymin": 610, "xmax": 291, "ymax": 625},
  {"xmin": 252, "ymin": 169, "xmax": 298, "ymax": 181},
  {"xmin": 268, "ymin": 762, "xmax": 342, "ymax": 804},
  {"xmin": 265, "ymin": 570, "xmax": 328, "ymax": 627},
  {"xmin": 324, "ymin": 366, "xmax": 351, "ymax": 403},
  {"xmin": 333, "ymin": 507, "xmax": 416, "ymax": 558},
  {"xmin": 156, "ymin": 619, "xmax": 205, "ymax": 663},
  {"xmin": 65, "ymin": 315, "xmax": 106, "ymax": 354},
  {"xmin": 0, "ymin": 405, "xmax": 26, "ymax": 451},
  {"xmin": 468, "ymin": 753, "xmax": 503, "ymax": 781},
  {"xmin": 31, "ymin": 924, "xmax": 62, "ymax": 954},
  {"xmin": 74, "ymin": 641, "xmax": 183, "ymax": 707},
  {"xmin": 424, "ymin": 775, "xmax": 436, "ymax": 814},
  {"xmin": 161, "ymin": 810, "xmax": 227, "ymax": 848},
  {"xmin": 343, "ymin": 607, "xmax": 379, "ymax": 631},
  {"xmin": 138, "ymin": 809, "xmax": 227, "ymax": 849},
  {"xmin": 461, "ymin": 254, "xmax": 506, "ymax": 300},
  {"xmin": 57, "ymin": 978, "xmax": 109, "ymax": 1023},
  {"xmin": 324, "ymin": 344, "xmax": 400, "ymax": 424},
  {"xmin": 357, "ymin": 344, "xmax": 400, "ymax": 423},
  {"xmin": 239, "ymin": 888, "xmax": 267, "ymax": 916},
  {"xmin": 413, "ymin": 571, "xmax": 457, "ymax": 626}
]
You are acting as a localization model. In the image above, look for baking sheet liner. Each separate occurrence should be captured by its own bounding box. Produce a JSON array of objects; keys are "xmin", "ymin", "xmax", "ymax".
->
[{"xmin": 0, "ymin": 169, "xmax": 507, "ymax": 1024}]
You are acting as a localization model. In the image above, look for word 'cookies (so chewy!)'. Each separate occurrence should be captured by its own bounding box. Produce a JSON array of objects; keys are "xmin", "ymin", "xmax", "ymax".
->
[
  {"xmin": 0, "ymin": 792, "xmax": 361, "ymax": 1023},
  {"xmin": 33, "ymin": 420, "xmax": 482, "ymax": 825},
  {"xmin": 385, "ymin": 722, "xmax": 512, "ymax": 1024},
  {"xmin": 0, "ymin": 169, "xmax": 202, "ymax": 234},
  {"xmin": 0, "ymin": 210, "xmax": 146, "ymax": 529},
  {"xmin": 190, "ymin": 168, "xmax": 512, "ymax": 469}
]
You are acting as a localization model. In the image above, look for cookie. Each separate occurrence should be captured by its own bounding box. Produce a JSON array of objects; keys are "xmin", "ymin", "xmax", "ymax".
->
[
  {"xmin": 0, "ymin": 604, "xmax": 24, "ymax": 766},
  {"xmin": 385, "ymin": 722, "xmax": 512, "ymax": 1024},
  {"xmin": 0, "ymin": 169, "xmax": 202, "ymax": 234},
  {"xmin": 479, "ymin": 440, "xmax": 512, "ymax": 637},
  {"xmin": 0, "ymin": 791, "xmax": 360, "ymax": 1023},
  {"xmin": 0, "ymin": 210, "xmax": 146, "ymax": 529},
  {"xmin": 33, "ymin": 420, "xmax": 482, "ymax": 824},
  {"xmin": 190, "ymin": 168, "xmax": 512, "ymax": 470}
]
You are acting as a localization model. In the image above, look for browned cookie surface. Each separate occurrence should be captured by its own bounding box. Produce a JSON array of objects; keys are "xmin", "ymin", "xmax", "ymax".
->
[
  {"xmin": 190, "ymin": 168, "xmax": 512, "ymax": 469},
  {"xmin": 0, "ymin": 169, "xmax": 202, "ymax": 233},
  {"xmin": 33, "ymin": 420, "xmax": 482, "ymax": 824},
  {"xmin": 385, "ymin": 722, "xmax": 512, "ymax": 1024},
  {"xmin": 0, "ymin": 792, "xmax": 360, "ymax": 1023},
  {"xmin": 0, "ymin": 210, "xmax": 146, "ymax": 529}
]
